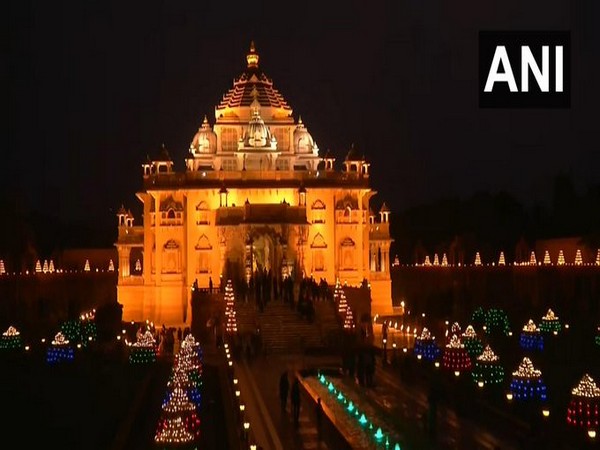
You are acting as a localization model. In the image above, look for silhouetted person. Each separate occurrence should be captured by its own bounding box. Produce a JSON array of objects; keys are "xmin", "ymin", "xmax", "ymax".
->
[
  {"xmin": 291, "ymin": 378, "xmax": 301, "ymax": 427},
  {"xmin": 315, "ymin": 397, "xmax": 323, "ymax": 440},
  {"xmin": 209, "ymin": 276, "xmax": 213, "ymax": 293},
  {"xmin": 279, "ymin": 371, "xmax": 289, "ymax": 412}
]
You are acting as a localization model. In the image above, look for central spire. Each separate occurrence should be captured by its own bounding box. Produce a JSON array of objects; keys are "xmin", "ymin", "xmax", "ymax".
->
[{"xmin": 246, "ymin": 40, "xmax": 259, "ymax": 69}]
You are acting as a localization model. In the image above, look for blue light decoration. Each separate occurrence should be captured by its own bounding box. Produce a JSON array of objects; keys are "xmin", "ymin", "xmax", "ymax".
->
[
  {"xmin": 519, "ymin": 320, "xmax": 544, "ymax": 351},
  {"xmin": 413, "ymin": 328, "xmax": 441, "ymax": 362},
  {"xmin": 509, "ymin": 357, "xmax": 547, "ymax": 401},
  {"xmin": 347, "ymin": 401, "xmax": 355, "ymax": 413},
  {"xmin": 359, "ymin": 413, "xmax": 368, "ymax": 425},
  {"xmin": 374, "ymin": 427, "xmax": 384, "ymax": 441},
  {"xmin": 46, "ymin": 332, "xmax": 74, "ymax": 364}
]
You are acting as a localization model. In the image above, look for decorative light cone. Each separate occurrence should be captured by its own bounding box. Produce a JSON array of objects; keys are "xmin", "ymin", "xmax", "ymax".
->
[
  {"xmin": 509, "ymin": 357, "xmax": 547, "ymax": 401},
  {"xmin": 46, "ymin": 332, "xmax": 74, "ymax": 364},
  {"xmin": 566, "ymin": 374, "xmax": 600, "ymax": 430},
  {"xmin": 433, "ymin": 254, "xmax": 440, "ymax": 266},
  {"xmin": 539, "ymin": 309, "xmax": 562, "ymax": 334},
  {"xmin": 557, "ymin": 250, "xmax": 565, "ymax": 265},
  {"xmin": 424, "ymin": 255, "xmax": 431, "ymax": 266},
  {"xmin": 474, "ymin": 252, "xmax": 482, "ymax": 266},
  {"xmin": 472, "ymin": 345, "xmax": 504, "ymax": 386},
  {"xmin": 498, "ymin": 252, "xmax": 506, "ymax": 266},
  {"xmin": 337, "ymin": 289, "xmax": 348, "ymax": 317},
  {"xmin": 1, "ymin": 326, "xmax": 23, "ymax": 350},
  {"xmin": 413, "ymin": 328, "xmax": 441, "ymax": 362},
  {"xmin": 442, "ymin": 334, "xmax": 471, "ymax": 374},
  {"xmin": 224, "ymin": 279, "xmax": 238, "ymax": 334},
  {"xmin": 543, "ymin": 250, "xmax": 551, "ymax": 265},
  {"xmin": 484, "ymin": 308, "xmax": 511, "ymax": 336},
  {"xmin": 520, "ymin": 320, "xmax": 544, "ymax": 351},
  {"xmin": 462, "ymin": 325, "xmax": 484, "ymax": 358},
  {"xmin": 343, "ymin": 305, "xmax": 355, "ymax": 330},
  {"xmin": 129, "ymin": 330, "xmax": 157, "ymax": 364}
]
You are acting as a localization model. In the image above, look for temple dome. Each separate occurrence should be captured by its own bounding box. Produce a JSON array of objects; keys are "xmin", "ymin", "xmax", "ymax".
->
[
  {"xmin": 240, "ymin": 107, "xmax": 277, "ymax": 150},
  {"xmin": 293, "ymin": 117, "xmax": 318, "ymax": 155},
  {"xmin": 189, "ymin": 116, "xmax": 217, "ymax": 155}
]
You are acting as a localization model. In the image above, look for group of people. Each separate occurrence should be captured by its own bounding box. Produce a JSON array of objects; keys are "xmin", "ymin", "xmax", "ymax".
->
[
  {"xmin": 342, "ymin": 346, "xmax": 377, "ymax": 387},
  {"xmin": 279, "ymin": 370, "xmax": 302, "ymax": 426}
]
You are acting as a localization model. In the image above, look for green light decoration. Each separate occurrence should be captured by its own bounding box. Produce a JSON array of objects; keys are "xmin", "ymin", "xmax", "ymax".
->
[
  {"xmin": 129, "ymin": 330, "xmax": 157, "ymax": 364},
  {"xmin": 472, "ymin": 345, "xmax": 505, "ymax": 386},
  {"xmin": 359, "ymin": 413, "xmax": 368, "ymax": 425},
  {"xmin": 374, "ymin": 427, "xmax": 384, "ymax": 441},
  {"xmin": 347, "ymin": 401, "xmax": 355, "ymax": 412},
  {"xmin": 471, "ymin": 306, "xmax": 486, "ymax": 328},
  {"xmin": 354, "ymin": 409, "xmax": 360, "ymax": 416},
  {"xmin": 369, "ymin": 422, "xmax": 374, "ymax": 430},
  {"xmin": 319, "ymin": 374, "xmax": 326, "ymax": 383},
  {"xmin": 539, "ymin": 309, "xmax": 562, "ymax": 334},
  {"xmin": 337, "ymin": 392, "xmax": 344, "ymax": 401},
  {"xmin": 462, "ymin": 325, "xmax": 484, "ymax": 358},
  {"xmin": 484, "ymin": 308, "xmax": 511, "ymax": 336},
  {"xmin": 328, "ymin": 382, "xmax": 335, "ymax": 392},
  {"xmin": 60, "ymin": 320, "xmax": 82, "ymax": 343},
  {"xmin": 386, "ymin": 436, "xmax": 390, "ymax": 447},
  {"xmin": 394, "ymin": 444, "xmax": 402, "ymax": 450},
  {"xmin": 1, "ymin": 326, "xmax": 23, "ymax": 350}
]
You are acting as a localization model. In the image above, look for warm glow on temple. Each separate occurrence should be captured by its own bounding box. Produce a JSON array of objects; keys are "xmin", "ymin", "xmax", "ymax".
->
[{"xmin": 116, "ymin": 43, "xmax": 393, "ymax": 326}]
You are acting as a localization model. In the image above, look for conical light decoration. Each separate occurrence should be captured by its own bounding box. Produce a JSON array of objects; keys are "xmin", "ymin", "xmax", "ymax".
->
[
  {"xmin": 441, "ymin": 253, "xmax": 448, "ymax": 266},
  {"xmin": 567, "ymin": 374, "xmax": 600, "ymax": 430},
  {"xmin": 520, "ymin": 319, "xmax": 544, "ymax": 351},
  {"xmin": 472, "ymin": 345, "xmax": 504, "ymax": 386},
  {"xmin": 224, "ymin": 279, "xmax": 237, "ymax": 334},
  {"xmin": 498, "ymin": 252, "xmax": 506, "ymax": 266},
  {"xmin": 414, "ymin": 327, "xmax": 440, "ymax": 361},
  {"xmin": 343, "ymin": 305, "xmax": 355, "ymax": 330},
  {"xmin": 529, "ymin": 251, "xmax": 536, "ymax": 265},
  {"xmin": 509, "ymin": 357, "xmax": 547, "ymax": 401},
  {"xmin": 543, "ymin": 250, "xmax": 551, "ymax": 265},
  {"xmin": 539, "ymin": 308, "xmax": 561, "ymax": 334}
]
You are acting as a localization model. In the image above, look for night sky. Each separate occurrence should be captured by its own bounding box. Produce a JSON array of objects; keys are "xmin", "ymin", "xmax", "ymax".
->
[{"xmin": 7, "ymin": 1, "xmax": 599, "ymax": 231}]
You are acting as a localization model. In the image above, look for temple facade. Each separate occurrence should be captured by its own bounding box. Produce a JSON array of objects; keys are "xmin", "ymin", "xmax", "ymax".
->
[{"xmin": 116, "ymin": 43, "xmax": 393, "ymax": 326}]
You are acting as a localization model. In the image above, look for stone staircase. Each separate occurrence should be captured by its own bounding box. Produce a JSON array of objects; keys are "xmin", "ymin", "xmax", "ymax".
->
[{"xmin": 234, "ymin": 300, "xmax": 259, "ymax": 334}]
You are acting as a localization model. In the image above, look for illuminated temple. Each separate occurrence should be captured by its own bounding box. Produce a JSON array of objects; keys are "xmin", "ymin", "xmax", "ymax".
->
[{"xmin": 116, "ymin": 43, "xmax": 393, "ymax": 326}]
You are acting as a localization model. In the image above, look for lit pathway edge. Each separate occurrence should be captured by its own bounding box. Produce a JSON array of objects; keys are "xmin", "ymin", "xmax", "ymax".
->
[{"xmin": 239, "ymin": 359, "xmax": 284, "ymax": 450}]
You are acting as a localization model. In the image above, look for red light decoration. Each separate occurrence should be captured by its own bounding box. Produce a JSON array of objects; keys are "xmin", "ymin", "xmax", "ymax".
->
[
  {"xmin": 566, "ymin": 374, "xmax": 600, "ymax": 430},
  {"xmin": 442, "ymin": 334, "xmax": 472, "ymax": 374}
]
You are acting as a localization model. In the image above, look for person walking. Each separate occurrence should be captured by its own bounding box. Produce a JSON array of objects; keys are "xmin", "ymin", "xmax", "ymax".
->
[
  {"xmin": 315, "ymin": 397, "xmax": 323, "ymax": 440},
  {"xmin": 291, "ymin": 378, "xmax": 301, "ymax": 427},
  {"xmin": 279, "ymin": 371, "xmax": 289, "ymax": 412}
]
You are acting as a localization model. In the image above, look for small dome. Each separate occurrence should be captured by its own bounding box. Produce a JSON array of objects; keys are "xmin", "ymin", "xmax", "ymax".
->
[
  {"xmin": 293, "ymin": 117, "xmax": 316, "ymax": 154},
  {"xmin": 190, "ymin": 116, "xmax": 217, "ymax": 155},
  {"xmin": 242, "ymin": 108, "xmax": 277, "ymax": 149},
  {"xmin": 345, "ymin": 143, "xmax": 364, "ymax": 161}
]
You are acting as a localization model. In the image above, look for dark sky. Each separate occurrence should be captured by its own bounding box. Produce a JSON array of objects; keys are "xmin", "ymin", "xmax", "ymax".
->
[{"xmin": 7, "ymin": 1, "xmax": 599, "ymax": 230}]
